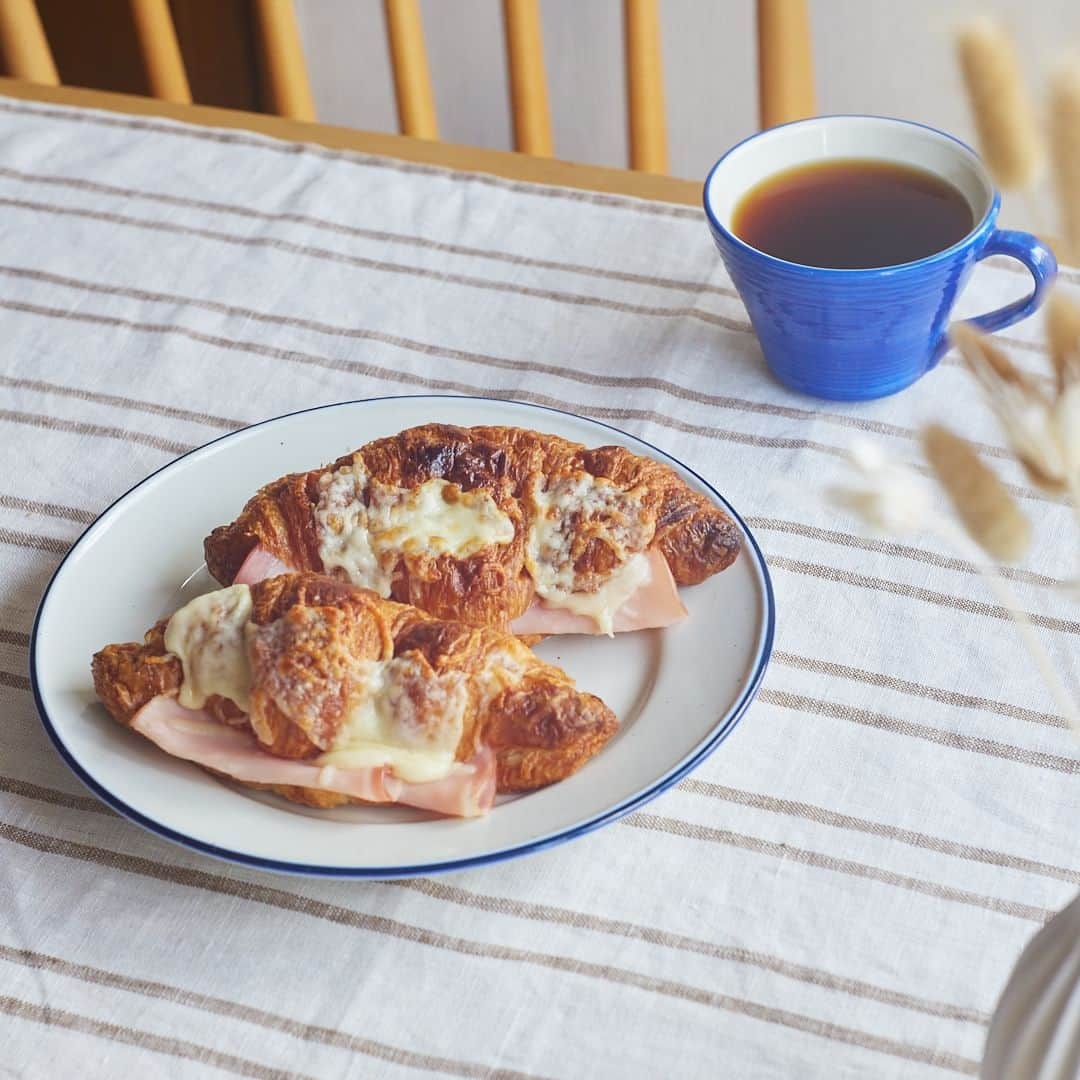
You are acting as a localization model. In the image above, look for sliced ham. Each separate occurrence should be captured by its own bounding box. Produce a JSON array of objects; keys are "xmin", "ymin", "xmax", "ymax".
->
[
  {"xmin": 393, "ymin": 746, "xmax": 496, "ymax": 818},
  {"xmin": 131, "ymin": 696, "xmax": 495, "ymax": 817},
  {"xmin": 235, "ymin": 543, "xmax": 686, "ymax": 637},
  {"xmin": 510, "ymin": 546, "xmax": 687, "ymax": 637},
  {"xmin": 234, "ymin": 545, "xmax": 294, "ymax": 586}
]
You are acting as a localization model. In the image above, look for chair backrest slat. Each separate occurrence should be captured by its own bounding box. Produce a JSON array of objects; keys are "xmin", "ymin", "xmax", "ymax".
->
[
  {"xmin": 756, "ymin": 0, "xmax": 815, "ymax": 129},
  {"xmin": 253, "ymin": 0, "xmax": 316, "ymax": 121},
  {"xmin": 0, "ymin": 2, "xmax": 817, "ymax": 165},
  {"xmin": 0, "ymin": 0, "xmax": 58, "ymax": 84},
  {"xmin": 503, "ymin": 0, "xmax": 553, "ymax": 157},
  {"xmin": 624, "ymin": 0, "xmax": 669, "ymax": 174},
  {"xmin": 384, "ymin": 0, "xmax": 438, "ymax": 140},
  {"xmin": 130, "ymin": 0, "xmax": 191, "ymax": 105}
]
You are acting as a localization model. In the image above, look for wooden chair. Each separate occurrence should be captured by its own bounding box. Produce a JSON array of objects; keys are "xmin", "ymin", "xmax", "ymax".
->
[
  {"xmin": 379, "ymin": 0, "xmax": 817, "ymax": 171},
  {"xmin": 0, "ymin": 0, "xmax": 815, "ymax": 175}
]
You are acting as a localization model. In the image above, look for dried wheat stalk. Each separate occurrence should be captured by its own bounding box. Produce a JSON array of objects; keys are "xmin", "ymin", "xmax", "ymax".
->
[
  {"xmin": 828, "ymin": 439, "xmax": 1078, "ymax": 736},
  {"xmin": 1044, "ymin": 294, "xmax": 1080, "ymax": 534},
  {"xmin": 950, "ymin": 321, "xmax": 1069, "ymax": 493},
  {"xmin": 956, "ymin": 16, "xmax": 1044, "ymax": 190},
  {"xmin": 1046, "ymin": 283, "xmax": 1080, "ymax": 394},
  {"xmin": 1050, "ymin": 60, "xmax": 1080, "ymax": 262},
  {"xmin": 922, "ymin": 423, "xmax": 1031, "ymax": 562}
]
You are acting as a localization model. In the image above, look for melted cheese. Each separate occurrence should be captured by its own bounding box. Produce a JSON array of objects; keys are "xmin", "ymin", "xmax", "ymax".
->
[
  {"xmin": 525, "ymin": 472, "xmax": 654, "ymax": 635},
  {"xmin": 163, "ymin": 585, "xmax": 481, "ymax": 785},
  {"xmin": 315, "ymin": 461, "xmax": 514, "ymax": 595},
  {"xmin": 319, "ymin": 655, "xmax": 469, "ymax": 784},
  {"xmin": 164, "ymin": 584, "xmax": 253, "ymax": 711},
  {"xmin": 314, "ymin": 465, "xmax": 388, "ymax": 593},
  {"xmin": 367, "ymin": 477, "xmax": 514, "ymax": 558},
  {"xmin": 537, "ymin": 552, "xmax": 651, "ymax": 637},
  {"xmin": 475, "ymin": 647, "xmax": 529, "ymax": 705},
  {"xmin": 316, "ymin": 746, "xmax": 457, "ymax": 785}
]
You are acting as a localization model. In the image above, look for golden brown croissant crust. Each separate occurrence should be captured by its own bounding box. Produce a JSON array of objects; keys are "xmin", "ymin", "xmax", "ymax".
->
[
  {"xmin": 92, "ymin": 573, "xmax": 618, "ymax": 804},
  {"xmin": 204, "ymin": 424, "xmax": 740, "ymax": 628}
]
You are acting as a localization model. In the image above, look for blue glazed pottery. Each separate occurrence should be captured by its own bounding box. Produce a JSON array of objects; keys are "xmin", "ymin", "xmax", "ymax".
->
[{"xmin": 704, "ymin": 116, "xmax": 1057, "ymax": 401}]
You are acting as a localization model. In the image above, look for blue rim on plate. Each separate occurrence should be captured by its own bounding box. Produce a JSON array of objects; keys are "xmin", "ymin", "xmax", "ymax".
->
[{"xmin": 30, "ymin": 395, "xmax": 776, "ymax": 879}]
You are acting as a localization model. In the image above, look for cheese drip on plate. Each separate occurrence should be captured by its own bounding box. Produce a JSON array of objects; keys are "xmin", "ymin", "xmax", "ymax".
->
[{"xmin": 314, "ymin": 461, "xmax": 515, "ymax": 594}]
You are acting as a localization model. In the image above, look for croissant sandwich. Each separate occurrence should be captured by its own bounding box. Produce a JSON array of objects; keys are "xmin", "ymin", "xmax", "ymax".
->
[
  {"xmin": 92, "ymin": 573, "xmax": 619, "ymax": 818},
  {"xmin": 205, "ymin": 424, "xmax": 740, "ymax": 637}
]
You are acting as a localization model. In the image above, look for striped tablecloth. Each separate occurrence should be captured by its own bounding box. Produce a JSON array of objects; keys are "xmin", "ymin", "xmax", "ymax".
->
[{"xmin": 1, "ymin": 97, "xmax": 1077, "ymax": 1080}]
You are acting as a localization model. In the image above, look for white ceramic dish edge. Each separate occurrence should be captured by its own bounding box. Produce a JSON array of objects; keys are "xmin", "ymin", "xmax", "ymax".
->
[{"xmin": 30, "ymin": 395, "xmax": 776, "ymax": 879}]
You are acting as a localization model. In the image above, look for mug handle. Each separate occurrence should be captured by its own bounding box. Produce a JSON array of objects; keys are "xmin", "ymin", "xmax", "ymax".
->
[{"xmin": 931, "ymin": 229, "xmax": 1057, "ymax": 367}]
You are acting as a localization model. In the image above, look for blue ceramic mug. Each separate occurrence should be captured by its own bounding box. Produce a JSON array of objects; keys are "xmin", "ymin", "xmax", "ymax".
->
[{"xmin": 703, "ymin": 116, "xmax": 1057, "ymax": 401}]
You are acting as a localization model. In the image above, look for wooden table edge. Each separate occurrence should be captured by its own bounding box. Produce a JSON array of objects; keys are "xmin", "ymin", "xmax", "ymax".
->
[{"xmin": 0, "ymin": 77, "xmax": 701, "ymax": 208}]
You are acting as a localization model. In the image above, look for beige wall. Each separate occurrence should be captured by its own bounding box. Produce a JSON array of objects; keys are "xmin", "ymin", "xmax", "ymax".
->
[{"xmin": 294, "ymin": 2, "xmax": 1078, "ymax": 196}]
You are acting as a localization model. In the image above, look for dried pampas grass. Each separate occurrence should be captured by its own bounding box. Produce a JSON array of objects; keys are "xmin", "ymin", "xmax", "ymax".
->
[
  {"xmin": 828, "ymin": 436, "xmax": 1078, "ymax": 735},
  {"xmin": 828, "ymin": 426, "xmax": 1078, "ymax": 736},
  {"xmin": 1044, "ymin": 293, "xmax": 1080, "ymax": 519},
  {"xmin": 921, "ymin": 424, "xmax": 1031, "ymax": 562},
  {"xmin": 826, "ymin": 440, "xmax": 930, "ymax": 536},
  {"xmin": 1050, "ymin": 60, "xmax": 1080, "ymax": 262},
  {"xmin": 956, "ymin": 16, "xmax": 1044, "ymax": 190},
  {"xmin": 1046, "ymin": 289, "xmax": 1080, "ymax": 394},
  {"xmin": 950, "ymin": 321, "xmax": 1070, "ymax": 493}
]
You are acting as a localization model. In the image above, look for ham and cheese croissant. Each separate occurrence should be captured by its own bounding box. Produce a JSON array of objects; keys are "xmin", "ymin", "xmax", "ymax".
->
[
  {"xmin": 204, "ymin": 424, "xmax": 740, "ymax": 636},
  {"xmin": 92, "ymin": 573, "xmax": 618, "ymax": 817}
]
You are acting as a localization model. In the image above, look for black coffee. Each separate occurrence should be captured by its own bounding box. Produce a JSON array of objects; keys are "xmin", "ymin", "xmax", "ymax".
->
[{"xmin": 731, "ymin": 158, "xmax": 974, "ymax": 269}]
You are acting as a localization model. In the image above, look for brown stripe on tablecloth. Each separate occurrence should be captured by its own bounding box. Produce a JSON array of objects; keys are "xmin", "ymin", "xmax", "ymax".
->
[
  {"xmin": 625, "ymin": 814, "xmax": 1053, "ymax": 922},
  {"xmin": 749, "ymin": 518, "xmax": 1069, "ymax": 590},
  {"xmin": 0, "ymin": 994, "xmax": 309, "ymax": 1080},
  {"xmin": 0, "ymin": 298, "xmax": 860, "ymax": 456},
  {"xmin": 0, "ymin": 777, "xmax": 109, "ymax": 815},
  {"xmin": 0, "ymin": 264, "xmax": 1019, "ymax": 464},
  {"xmin": 0, "ymin": 258, "xmax": 747, "ymax": 357},
  {"xmin": 0, "ymin": 195, "xmax": 1054, "ymax": 388},
  {"xmin": 0, "ymin": 773, "xmax": 1047, "ymax": 1014},
  {"xmin": 0, "ymin": 670, "xmax": 31, "ymax": 691},
  {"xmin": 769, "ymin": 557, "xmax": 1080, "ymax": 635},
  {"xmin": 392, "ymin": 878, "xmax": 989, "ymax": 1025},
  {"xmin": 1, "ymin": 96, "xmax": 1074, "ymax": 308},
  {"xmin": 0, "ymin": 492, "xmax": 94, "ymax": 525},
  {"xmin": 0, "ymin": 188, "xmax": 1048, "ymax": 395},
  {"xmin": 0, "ymin": 102, "xmax": 1070, "ymax": 353},
  {"xmin": 0, "ymin": 93, "xmax": 1073, "ymax": 304},
  {"xmin": 0, "ymin": 100, "xmax": 704, "ymax": 222},
  {"xmin": 0, "ymin": 820, "xmax": 978, "ymax": 1073},
  {"xmin": 0, "ymin": 527, "xmax": 69, "ymax": 556},
  {"xmin": 0, "ymin": 165, "xmax": 736, "ymax": 300},
  {"xmin": 760, "ymin": 689, "xmax": 1079, "ymax": 773},
  {"xmin": 0, "ymin": 372, "xmax": 244, "ymax": 431},
  {"xmin": 5, "ymin": 162, "xmax": 1077, "ymax": 326},
  {"xmin": 0, "ymin": 628, "xmax": 30, "ymax": 648},
  {"xmin": 0, "ymin": 296, "xmax": 1063, "ymax": 511},
  {"xmin": 0, "ymin": 406, "xmax": 192, "ymax": 456},
  {"xmin": 679, "ymin": 780, "xmax": 1080, "ymax": 885},
  {"xmin": 1, "ymin": 293, "xmax": 1061, "ymax": 511},
  {"xmin": 772, "ymin": 651, "xmax": 1066, "ymax": 731},
  {"xmin": 0, "ymin": 777, "xmax": 999, "ymax": 1027},
  {"xmin": 0, "ymin": 947, "xmax": 543, "ymax": 1080},
  {"xmin": 0, "ymin": 196, "xmax": 750, "ymax": 334},
  {"xmin": 0, "ymin": 189, "xmax": 1058, "ymax": 395}
]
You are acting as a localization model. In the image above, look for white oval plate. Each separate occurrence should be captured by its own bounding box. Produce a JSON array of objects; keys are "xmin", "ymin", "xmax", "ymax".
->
[{"xmin": 32, "ymin": 396, "xmax": 775, "ymax": 878}]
